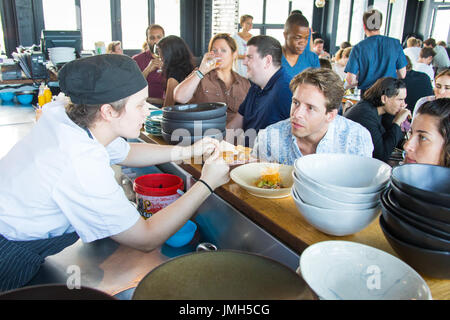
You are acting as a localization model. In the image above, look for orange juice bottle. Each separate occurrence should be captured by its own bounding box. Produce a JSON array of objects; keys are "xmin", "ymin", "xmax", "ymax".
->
[{"xmin": 43, "ymin": 85, "xmax": 52, "ymax": 104}]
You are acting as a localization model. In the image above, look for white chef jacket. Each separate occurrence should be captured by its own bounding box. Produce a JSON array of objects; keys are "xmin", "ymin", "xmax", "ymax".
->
[{"xmin": 0, "ymin": 101, "xmax": 140, "ymax": 242}]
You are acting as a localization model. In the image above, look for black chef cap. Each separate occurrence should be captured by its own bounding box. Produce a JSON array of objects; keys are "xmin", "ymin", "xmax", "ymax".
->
[{"xmin": 59, "ymin": 54, "xmax": 148, "ymax": 105}]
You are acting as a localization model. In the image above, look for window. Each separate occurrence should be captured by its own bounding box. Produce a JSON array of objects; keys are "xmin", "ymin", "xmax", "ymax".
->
[
  {"xmin": 266, "ymin": 29, "xmax": 285, "ymax": 44},
  {"xmin": 121, "ymin": 0, "xmax": 149, "ymax": 50},
  {"xmin": 290, "ymin": 0, "xmax": 314, "ymax": 24},
  {"xmin": 42, "ymin": 0, "xmax": 77, "ymax": 30},
  {"xmin": 350, "ymin": 0, "xmax": 367, "ymax": 46},
  {"xmin": 388, "ymin": 0, "xmax": 407, "ymax": 40},
  {"xmin": 0, "ymin": 12, "xmax": 5, "ymax": 55},
  {"xmin": 80, "ymin": 0, "xmax": 112, "ymax": 50},
  {"xmin": 335, "ymin": 0, "xmax": 352, "ymax": 47},
  {"xmin": 238, "ymin": 0, "xmax": 264, "ymax": 24},
  {"xmin": 265, "ymin": 0, "xmax": 289, "ymax": 24},
  {"xmin": 372, "ymin": 0, "xmax": 388, "ymax": 35},
  {"xmin": 155, "ymin": 0, "xmax": 181, "ymax": 37},
  {"xmin": 213, "ymin": 0, "xmax": 239, "ymax": 35},
  {"xmin": 431, "ymin": 7, "xmax": 450, "ymax": 42}
]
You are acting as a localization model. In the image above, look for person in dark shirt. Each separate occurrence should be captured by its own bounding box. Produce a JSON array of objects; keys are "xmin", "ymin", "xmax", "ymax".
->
[
  {"xmin": 403, "ymin": 55, "xmax": 433, "ymax": 113},
  {"xmin": 344, "ymin": 77, "xmax": 411, "ymax": 162},
  {"xmin": 226, "ymin": 35, "xmax": 292, "ymax": 146}
]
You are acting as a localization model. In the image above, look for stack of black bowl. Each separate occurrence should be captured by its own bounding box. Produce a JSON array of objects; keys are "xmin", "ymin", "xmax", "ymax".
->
[
  {"xmin": 379, "ymin": 163, "xmax": 450, "ymax": 279},
  {"xmin": 161, "ymin": 103, "xmax": 227, "ymax": 146}
]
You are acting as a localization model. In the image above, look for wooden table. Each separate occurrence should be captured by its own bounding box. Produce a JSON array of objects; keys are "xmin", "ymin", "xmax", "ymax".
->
[{"xmin": 140, "ymin": 131, "xmax": 450, "ymax": 300}]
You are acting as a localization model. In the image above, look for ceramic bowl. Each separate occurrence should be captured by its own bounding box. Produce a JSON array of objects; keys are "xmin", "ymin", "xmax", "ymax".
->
[
  {"xmin": 299, "ymin": 240, "xmax": 432, "ymax": 300},
  {"xmin": 390, "ymin": 181, "xmax": 450, "ymax": 224},
  {"xmin": 16, "ymin": 94, "xmax": 33, "ymax": 105},
  {"xmin": 230, "ymin": 162, "xmax": 294, "ymax": 199},
  {"xmin": 380, "ymin": 216, "xmax": 450, "ymax": 279},
  {"xmin": 294, "ymin": 154, "xmax": 391, "ymax": 194},
  {"xmin": 386, "ymin": 188, "xmax": 450, "ymax": 235},
  {"xmin": 291, "ymin": 187, "xmax": 381, "ymax": 236},
  {"xmin": 380, "ymin": 192, "xmax": 450, "ymax": 252},
  {"xmin": 292, "ymin": 171, "xmax": 379, "ymax": 210},
  {"xmin": 161, "ymin": 116, "xmax": 226, "ymax": 135},
  {"xmin": 162, "ymin": 103, "xmax": 227, "ymax": 121},
  {"xmin": 0, "ymin": 91, "xmax": 15, "ymax": 101},
  {"xmin": 391, "ymin": 164, "xmax": 450, "ymax": 208}
]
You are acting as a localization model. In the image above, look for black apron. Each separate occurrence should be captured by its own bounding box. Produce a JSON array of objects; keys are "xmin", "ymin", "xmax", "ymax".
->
[
  {"xmin": 0, "ymin": 232, "xmax": 79, "ymax": 292},
  {"xmin": 0, "ymin": 127, "xmax": 95, "ymax": 292}
]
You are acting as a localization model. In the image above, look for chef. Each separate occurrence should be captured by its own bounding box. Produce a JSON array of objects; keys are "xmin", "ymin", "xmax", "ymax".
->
[{"xmin": 0, "ymin": 54, "xmax": 230, "ymax": 292}]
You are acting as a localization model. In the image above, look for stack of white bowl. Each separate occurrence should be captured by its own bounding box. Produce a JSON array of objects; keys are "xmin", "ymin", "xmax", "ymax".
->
[
  {"xmin": 291, "ymin": 154, "xmax": 391, "ymax": 236},
  {"xmin": 48, "ymin": 47, "xmax": 76, "ymax": 65}
]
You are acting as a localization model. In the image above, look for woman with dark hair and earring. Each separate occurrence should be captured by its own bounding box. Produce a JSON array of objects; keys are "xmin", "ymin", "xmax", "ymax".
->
[
  {"xmin": 344, "ymin": 77, "xmax": 411, "ymax": 162},
  {"xmin": 156, "ymin": 35, "xmax": 196, "ymax": 107},
  {"xmin": 404, "ymin": 98, "xmax": 450, "ymax": 167}
]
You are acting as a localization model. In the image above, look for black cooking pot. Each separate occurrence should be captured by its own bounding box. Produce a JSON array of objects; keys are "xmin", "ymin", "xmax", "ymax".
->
[
  {"xmin": 380, "ymin": 216, "xmax": 450, "ymax": 279},
  {"xmin": 161, "ymin": 129, "xmax": 225, "ymax": 146},
  {"xmin": 391, "ymin": 164, "xmax": 450, "ymax": 208},
  {"xmin": 163, "ymin": 103, "xmax": 227, "ymax": 121},
  {"xmin": 161, "ymin": 115, "xmax": 226, "ymax": 135},
  {"xmin": 0, "ymin": 284, "xmax": 115, "ymax": 300},
  {"xmin": 132, "ymin": 250, "xmax": 317, "ymax": 300}
]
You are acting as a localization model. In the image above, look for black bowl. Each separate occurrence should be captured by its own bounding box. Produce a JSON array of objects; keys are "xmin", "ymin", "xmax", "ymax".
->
[
  {"xmin": 390, "ymin": 181, "xmax": 450, "ymax": 224},
  {"xmin": 161, "ymin": 116, "xmax": 226, "ymax": 135},
  {"xmin": 161, "ymin": 130, "xmax": 225, "ymax": 146},
  {"xmin": 380, "ymin": 190, "xmax": 450, "ymax": 251},
  {"xmin": 380, "ymin": 216, "xmax": 450, "ymax": 279},
  {"xmin": 386, "ymin": 188, "xmax": 450, "ymax": 236},
  {"xmin": 162, "ymin": 103, "xmax": 227, "ymax": 121},
  {"xmin": 391, "ymin": 164, "xmax": 450, "ymax": 208}
]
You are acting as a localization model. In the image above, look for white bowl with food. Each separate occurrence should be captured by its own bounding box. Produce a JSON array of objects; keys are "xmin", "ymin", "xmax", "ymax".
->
[
  {"xmin": 298, "ymin": 241, "xmax": 432, "ymax": 300},
  {"xmin": 294, "ymin": 154, "xmax": 391, "ymax": 194},
  {"xmin": 291, "ymin": 187, "xmax": 381, "ymax": 236},
  {"xmin": 292, "ymin": 171, "xmax": 379, "ymax": 210},
  {"xmin": 230, "ymin": 162, "xmax": 294, "ymax": 198}
]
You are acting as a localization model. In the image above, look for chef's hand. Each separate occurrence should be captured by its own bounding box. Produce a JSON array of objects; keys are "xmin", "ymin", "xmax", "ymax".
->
[
  {"xmin": 199, "ymin": 146, "xmax": 230, "ymax": 190},
  {"xmin": 189, "ymin": 137, "xmax": 219, "ymax": 159},
  {"xmin": 198, "ymin": 52, "xmax": 221, "ymax": 75},
  {"xmin": 393, "ymin": 108, "xmax": 411, "ymax": 127}
]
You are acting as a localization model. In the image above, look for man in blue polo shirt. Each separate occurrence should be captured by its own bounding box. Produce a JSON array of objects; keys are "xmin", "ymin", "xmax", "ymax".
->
[
  {"xmin": 281, "ymin": 13, "xmax": 320, "ymax": 81},
  {"xmin": 226, "ymin": 35, "xmax": 292, "ymax": 146},
  {"xmin": 345, "ymin": 8, "xmax": 407, "ymax": 94}
]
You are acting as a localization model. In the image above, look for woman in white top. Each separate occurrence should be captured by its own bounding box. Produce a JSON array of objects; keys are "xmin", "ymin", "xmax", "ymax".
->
[
  {"xmin": 0, "ymin": 54, "xmax": 229, "ymax": 291},
  {"xmin": 233, "ymin": 14, "xmax": 253, "ymax": 77},
  {"xmin": 332, "ymin": 47, "xmax": 352, "ymax": 81}
]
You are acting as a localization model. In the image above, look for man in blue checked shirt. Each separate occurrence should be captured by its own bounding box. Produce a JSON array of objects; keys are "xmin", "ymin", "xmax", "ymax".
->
[{"xmin": 252, "ymin": 68, "xmax": 374, "ymax": 165}]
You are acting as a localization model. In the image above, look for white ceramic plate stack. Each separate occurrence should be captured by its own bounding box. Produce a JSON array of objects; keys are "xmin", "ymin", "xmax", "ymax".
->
[
  {"xmin": 291, "ymin": 154, "xmax": 391, "ymax": 236},
  {"xmin": 48, "ymin": 47, "xmax": 76, "ymax": 65}
]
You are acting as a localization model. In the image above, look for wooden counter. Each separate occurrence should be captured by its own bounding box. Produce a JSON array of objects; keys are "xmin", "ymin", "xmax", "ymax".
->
[{"xmin": 140, "ymin": 131, "xmax": 450, "ymax": 300}]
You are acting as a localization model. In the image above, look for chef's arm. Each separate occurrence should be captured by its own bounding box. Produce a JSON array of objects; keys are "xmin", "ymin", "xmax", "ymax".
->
[
  {"xmin": 119, "ymin": 137, "xmax": 218, "ymax": 168},
  {"xmin": 111, "ymin": 155, "xmax": 230, "ymax": 252}
]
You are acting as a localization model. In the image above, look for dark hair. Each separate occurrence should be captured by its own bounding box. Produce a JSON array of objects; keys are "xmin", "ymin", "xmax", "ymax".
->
[
  {"xmin": 423, "ymin": 38, "xmax": 436, "ymax": 48},
  {"xmin": 405, "ymin": 55, "xmax": 413, "ymax": 72},
  {"xmin": 314, "ymin": 38, "xmax": 324, "ymax": 45},
  {"xmin": 363, "ymin": 77, "xmax": 407, "ymax": 107},
  {"xmin": 247, "ymin": 35, "xmax": 282, "ymax": 67},
  {"xmin": 240, "ymin": 14, "xmax": 253, "ymax": 25},
  {"xmin": 290, "ymin": 10, "xmax": 303, "ymax": 15},
  {"xmin": 340, "ymin": 41, "xmax": 351, "ymax": 49},
  {"xmin": 65, "ymin": 98, "xmax": 128, "ymax": 129},
  {"xmin": 284, "ymin": 13, "xmax": 309, "ymax": 32},
  {"xmin": 290, "ymin": 68, "xmax": 345, "ymax": 113},
  {"xmin": 319, "ymin": 58, "xmax": 332, "ymax": 69},
  {"xmin": 363, "ymin": 9, "xmax": 383, "ymax": 31},
  {"xmin": 158, "ymin": 35, "xmax": 195, "ymax": 83},
  {"xmin": 336, "ymin": 46, "xmax": 352, "ymax": 60},
  {"xmin": 417, "ymin": 98, "xmax": 450, "ymax": 167},
  {"xmin": 420, "ymin": 47, "xmax": 436, "ymax": 59},
  {"xmin": 146, "ymin": 24, "xmax": 165, "ymax": 38}
]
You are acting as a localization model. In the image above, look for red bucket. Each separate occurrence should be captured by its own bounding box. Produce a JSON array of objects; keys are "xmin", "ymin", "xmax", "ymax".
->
[{"xmin": 133, "ymin": 174, "xmax": 184, "ymax": 219}]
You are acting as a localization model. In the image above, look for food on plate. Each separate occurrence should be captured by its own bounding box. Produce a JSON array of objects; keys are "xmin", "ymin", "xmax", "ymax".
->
[
  {"xmin": 219, "ymin": 141, "xmax": 255, "ymax": 165},
  {"xmin": 255, "ymin": 166, "xmax": 283, "ymax": 189}
]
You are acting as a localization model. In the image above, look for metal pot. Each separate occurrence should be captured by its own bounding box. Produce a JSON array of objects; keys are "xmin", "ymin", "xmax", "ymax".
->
[
  {"xmin": 132, "ymin": 250, "xmax": 317, "ymax": 300},
  {"xmin": 161, "ymin": 115, "xmax": 226, "ymax": 135},
  {"xmin": 0, "ymin": 284, "xmax": 116, "ymax": 300},
  {"xmin": 163, "ymin": 103, "xmax": 227, "ymax": 121}
]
